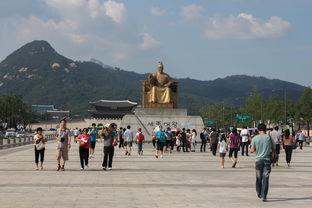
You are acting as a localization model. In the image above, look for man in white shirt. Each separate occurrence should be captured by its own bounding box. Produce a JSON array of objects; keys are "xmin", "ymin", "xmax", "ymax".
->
[
  {"xmin": 124, "ymin": 125, "xmax": 133, "ymax": 156},
  {"xmin": 296, "ymin": 130, "xmax": 305, "ymax": 150},
  {"xmin": 240, "ymin": 126, "xmax": 250, "ymax": 156},
  {"xmin": 270, "ymin": 126, "xmax": 282, "ymax": 166}
]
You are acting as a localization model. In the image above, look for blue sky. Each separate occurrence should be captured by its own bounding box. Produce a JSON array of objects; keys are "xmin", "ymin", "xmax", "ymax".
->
[{"xmin": 0, "ymin": 0, "xmax": 311, "ymax": 86}]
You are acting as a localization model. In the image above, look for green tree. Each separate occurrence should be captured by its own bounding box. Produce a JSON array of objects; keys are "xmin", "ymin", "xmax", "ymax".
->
[
  {"xmin": 201, "ymin": 103, "xmax": 233, "ymax": 129},
  {"xmin": 0, "ymin": 95, "xmax": 35, "ymax": 129},
  {"xmin": 297, "ymin": 88, "xmax": 312, "ymax": 136},
  {"xmin": 244, "ymin": 86, "xmax": 263, "ymax": 125}
]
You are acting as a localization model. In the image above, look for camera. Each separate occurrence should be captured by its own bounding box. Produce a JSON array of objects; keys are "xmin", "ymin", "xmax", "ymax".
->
[{"xmin": 60, "ymin": 137, "xmax": 65, "ymax": 143}]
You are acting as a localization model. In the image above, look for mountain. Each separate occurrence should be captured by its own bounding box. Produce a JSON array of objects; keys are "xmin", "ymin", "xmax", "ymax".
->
[{"xmin": 0, "ymin": 40, "xmax": 307, "ymax": 116}]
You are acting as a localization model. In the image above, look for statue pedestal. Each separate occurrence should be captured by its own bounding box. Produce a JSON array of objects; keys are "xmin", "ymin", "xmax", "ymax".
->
[{"xmin": 121, "ymin": 108, "xmax": 204, "ymax": 140}]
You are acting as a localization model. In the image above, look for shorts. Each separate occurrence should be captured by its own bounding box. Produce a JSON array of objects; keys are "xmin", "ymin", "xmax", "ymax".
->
[
  {"xmin": 220, "ymin": 153, "xmax": 226, "ymax": 158},
  {"xmin": 90, "ymin": 141, "xmax": 96, "ymax": 149},
  {"xmin": 126, "ymin": 141, "xmax": 133, "ymax": 147},
  {"xmin": 157, "ymin": 142, "xmax": 165, "ymax": 151},
  {"xmin": 166, "ymin": 140, "xmax": 172, "ymax": 147},
  {"xmin": 229, "ymin": 148, "xmax": 239, "ymax": 158},
  {"xmin": 56, "ymin": 148, "xmax": 68, "ymax": 161}
]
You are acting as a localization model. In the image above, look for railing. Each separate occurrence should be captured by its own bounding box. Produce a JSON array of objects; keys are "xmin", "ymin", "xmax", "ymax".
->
[{"xmin": 0, "ymin": 134, "xmax": 56, "ymax": 150}]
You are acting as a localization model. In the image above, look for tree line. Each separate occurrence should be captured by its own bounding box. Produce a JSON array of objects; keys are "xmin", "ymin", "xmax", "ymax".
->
[
  {"xmin": 0, "ymin": 95, "xmax": 35, "ymax": 130},
  {"xmin": 201, "ymin": 87, "xmax": 312, "ymax": 135}
]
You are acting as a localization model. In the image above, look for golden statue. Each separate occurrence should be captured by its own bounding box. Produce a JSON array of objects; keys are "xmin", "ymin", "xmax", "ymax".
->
[{"xmin": 141, "ymin": 62, "xmax": 178, "ymax": 108}]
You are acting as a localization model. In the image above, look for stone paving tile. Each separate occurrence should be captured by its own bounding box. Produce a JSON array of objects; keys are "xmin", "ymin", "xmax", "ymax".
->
[{"xmin": 0, "ymin": 140, "xmax": 312, "ymax": 208}]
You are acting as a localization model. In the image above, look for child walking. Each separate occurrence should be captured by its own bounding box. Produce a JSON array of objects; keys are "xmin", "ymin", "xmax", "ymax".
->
[{"xmin": 218, "ymin": 134, "xmax": 228, "ymax": 168}]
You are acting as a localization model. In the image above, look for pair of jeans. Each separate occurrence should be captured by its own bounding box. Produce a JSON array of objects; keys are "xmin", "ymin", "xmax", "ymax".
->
[
  {"xmin": 211, "ymin": 143, "xmax": 218, "ymax": 156},
  {"xmin": 241, "ymin": 142, "xmax": 249, "ymax": 156},
  {"xmin": 103, "ymin": 146, "xmax": 114, "ymax": 168},
  {"xmin": 255, "ymin": 159, "xmax": 271, "ymax": 199},
  {"xmin": 182, "ymin": 140, "xmax": 188, "ymax": 152},
  {"xmin": 138, "ymin": 140, "xmax": 143, "ymax": 154},
  {"xmin": 298, "ymin": 140, "xmax": 304, "ymax": 149},
  {"xmin": 35, "ymin": 147, "xmax": 45, "ymax": 163},
  {"xmin": 79, "ymin": 147, "xmax": 89, "ymax": 168},
  {"xmin": 191, "ymin": 142, "xmax": 196, "ymax": 152},
  {"xmin": 200, "ymin": 140, "xmax": 207, "ymax": 152},
  {"xmin": 284, "ymin": 145, "xmax": 293, "ymax": 163}
]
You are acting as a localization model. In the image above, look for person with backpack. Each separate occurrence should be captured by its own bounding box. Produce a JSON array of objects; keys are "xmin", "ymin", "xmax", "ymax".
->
[
  {"xmin": 136, "ymin": 128, "xmax": 145, "ymax": 156},
  {"xmin": 229, "ymin": 128, "xmax": 241, "ymax": 168}
]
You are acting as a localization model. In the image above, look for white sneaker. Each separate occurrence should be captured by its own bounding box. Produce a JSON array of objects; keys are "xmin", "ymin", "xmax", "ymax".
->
[
  {"xmin": 80, "ymin": 167, "xmax": 84, "ymax": 170},
  {"xmin": 108, "ymin": 167, "xmax": 112, "ymax": 171},
  {"xmin": 160, "ymin": 155, "xmax": 163, "ymax": 158}
]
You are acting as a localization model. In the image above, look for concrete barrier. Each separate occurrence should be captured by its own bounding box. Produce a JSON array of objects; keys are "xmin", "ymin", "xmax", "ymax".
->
[{"xmin": 0, "ymin": 134, "xmax": 56, "ymax": 150}]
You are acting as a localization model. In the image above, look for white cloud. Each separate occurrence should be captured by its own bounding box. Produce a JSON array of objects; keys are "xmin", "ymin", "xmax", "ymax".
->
[
  {"xmin": 150, "ymin": 7, "xmax": 167, "ymax": 16},
  {"xmin": 103, "ymin": 0, "xmax": 126, "ymax": 24},
  {"xmin": 140, "ymin": 32, "xmax": 160, "ymax": 49},
  {"xmin": 9, "ymin": 0, "xmax": 159, "ymax": 64},
  {"xmin": 181, "ymin": 4, "xmax": 205, "ymax": 21},
  {"xmin": 205, "ymin": 13, "xmax": 291, "ymax": 39}
]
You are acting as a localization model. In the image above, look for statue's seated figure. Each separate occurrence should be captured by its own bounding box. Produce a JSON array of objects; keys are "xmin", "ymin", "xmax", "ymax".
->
[{"xmin": 142, "ymin": 62, "xmax": 178, "ymax": 108}]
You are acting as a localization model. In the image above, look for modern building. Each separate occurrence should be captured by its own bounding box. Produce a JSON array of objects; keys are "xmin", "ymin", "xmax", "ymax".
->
[
  {"xmin": 32, "ymin": 105, "xmax": 70, "ymax": 120},
  {"xmin": 88, "ymin": 100, "xmax": 138, "ymax": 119},
  {"xmin": 31, "ymin": 105, "xmax": 56, "ymax": 113}
]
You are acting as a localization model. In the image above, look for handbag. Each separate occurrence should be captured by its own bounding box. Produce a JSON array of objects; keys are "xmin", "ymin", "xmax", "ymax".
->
[
  {"xmin": 270, "ymin": 136, "xmax": 278, "ymax": 163},
  {"xmin": 35, "ymin": 142, "xmax": 45, "ymax": 151}
]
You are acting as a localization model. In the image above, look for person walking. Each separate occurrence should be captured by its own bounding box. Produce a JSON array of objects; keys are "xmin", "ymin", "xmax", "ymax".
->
[
  {"xmin": 165, "ymin": 127, "xmax": 174, "ymax": 154},
  {"xmin": 100, "ymin": 124, "xmax": 118, "ymax": 170},
  {"xmin": 181, "ymin": 128, "xmax": 188, "ymax": 152},
  {"xmin": 270, "ymin": 126, "xmax": 282, "ymax": 166},
  {"xmin": 250, "ymin": 123, "xmax": 275, "ymax": 202},
  {"xmin": 200, "ymin": 128, "xmax": 207, "ymax": 152},
  {"xmin": 55, "ymin": 119, "xmax": 71, "ymax": 171},
  {"xmin": 118, "ymin": 127, "xmax": 124, "ymax": 149},
  {"xmin": 229, "ymin": 128, "xmax": 240, "ymax": 168},
  {"xmin": 136, "ymin": 128, "xmax": 145, "ymax": 156},
  {"xmin": 240, "ymin": 126, "xmax": 250, "ymax": 156},
  {"xmin": 191, "ymin": 129, "xmax": 197, "ymax": 152},
  {"xmin": 218, "ymin": 134, "xmax": 228, "ymax": 168},
  {"xmin": 124, "ymin": 125, "xmax": 133, "ymax": 156},
  {"xmin": 88, "ymin": 123, "xmax": 98, "ymax": 159},
  {"xmin": 155, "ymin": 126, "xmax": 166, "ymax": 158},
  {"xmin": 76, "ymin": 128, "xmax": 90, "ymax": 170},
  {"xmin": 33, "ymin": 127, "xmax": 47, "ymax": 170},
  {"xmin": 283, "ymin": 129, "xmax": 296, "ymax": 167},
  {"xmin": 73, "ymin": 128, "xmax": 79, "ymax": 143},
  {"xmin": 151, "ymin": 130, "xmax": 157, "ymax": 152},
  {"xmin": 296, "ymin": 130, "xmax": 305, "ymax": 150},
  {"xmin": 210, "ymin": 128, "xmax": 219, "ymax": 156},
  {"xmin": 176, "ymin": 131, "xmax": 182, "ymax": 152}
]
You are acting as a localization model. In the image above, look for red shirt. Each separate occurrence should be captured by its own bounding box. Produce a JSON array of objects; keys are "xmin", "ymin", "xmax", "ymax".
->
[{"xmin": 78, "ymin": 134, "xmax": 90, "ymax": 149}]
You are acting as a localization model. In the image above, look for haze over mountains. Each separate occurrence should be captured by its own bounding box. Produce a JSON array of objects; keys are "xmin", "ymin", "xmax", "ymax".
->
[{"xmin": 0, "ymin": 40, "xmax": 306, "ymax": 116}]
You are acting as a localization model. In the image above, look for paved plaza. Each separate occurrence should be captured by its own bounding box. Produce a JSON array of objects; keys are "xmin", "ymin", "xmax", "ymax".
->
[{"xmin": 0, "ymin": 141, "xmax": 311, "ymax": 208}]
